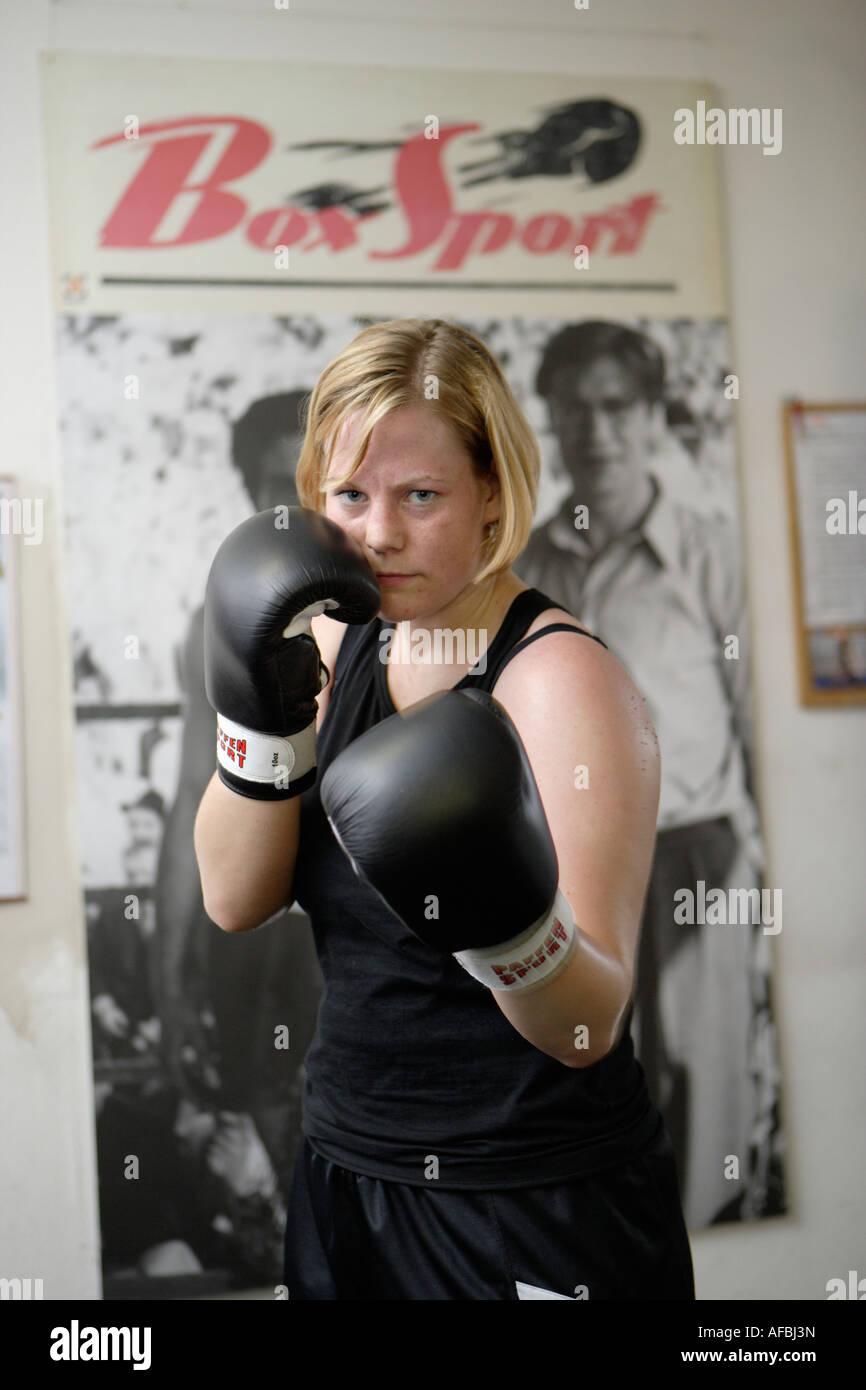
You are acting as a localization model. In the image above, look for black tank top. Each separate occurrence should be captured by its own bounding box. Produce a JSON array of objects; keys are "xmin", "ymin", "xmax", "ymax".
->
[{"xmin": 293, "ymin": 587, "xmax": 660, "ymax": 1188}]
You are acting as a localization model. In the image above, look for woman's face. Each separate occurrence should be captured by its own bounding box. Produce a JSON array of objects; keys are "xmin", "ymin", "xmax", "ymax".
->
[{"xmin": 323, "ymin": 403, "xmax": 500, "ymax": 623}]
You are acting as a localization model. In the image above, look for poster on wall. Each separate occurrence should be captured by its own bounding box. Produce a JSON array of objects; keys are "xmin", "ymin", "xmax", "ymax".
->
[
  {"xmin": 41, "ymin": 52, "xmax": 787, "ymax": 1298},
  {"xmin": 0, "ymin": 477, "xmax": 28, "ymax": 902}
]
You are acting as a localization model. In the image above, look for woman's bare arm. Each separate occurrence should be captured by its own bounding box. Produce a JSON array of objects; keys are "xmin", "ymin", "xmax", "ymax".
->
[
  {"xmin": 487, "ymin": 631, "xmax": 660, "ymax": 1068},
  {"xmin": 193, "ymin": 613, "xmax": 346, "ymax": 932}
]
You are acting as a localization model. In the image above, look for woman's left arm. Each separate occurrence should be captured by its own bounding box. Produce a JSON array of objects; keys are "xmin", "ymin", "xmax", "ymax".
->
[{"xmin": 489, "ymin": 633, "xmax": 661, "ymax": 1070}]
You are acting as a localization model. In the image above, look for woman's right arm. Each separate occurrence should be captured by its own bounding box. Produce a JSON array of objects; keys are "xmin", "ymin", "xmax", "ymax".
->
[{"xmin": 194, "ymin": 612, "xmax": 345, "ymax": 933}]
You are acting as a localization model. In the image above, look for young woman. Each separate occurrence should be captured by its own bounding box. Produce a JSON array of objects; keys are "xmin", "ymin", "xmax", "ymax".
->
[{"xmin": 194, "ymin": 318, "xmax": 695, "ymax": 1300}]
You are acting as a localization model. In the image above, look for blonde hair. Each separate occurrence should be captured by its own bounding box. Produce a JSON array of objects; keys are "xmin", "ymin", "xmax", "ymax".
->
[{"xmin": 295, "ymin": 318, "xmax": 539, "ymax": 586}]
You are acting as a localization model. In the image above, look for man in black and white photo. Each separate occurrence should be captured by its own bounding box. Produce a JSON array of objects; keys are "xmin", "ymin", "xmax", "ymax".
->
[{"xmin": 515, "ymin": 319, "xmax": 777, "ymax": 1228}]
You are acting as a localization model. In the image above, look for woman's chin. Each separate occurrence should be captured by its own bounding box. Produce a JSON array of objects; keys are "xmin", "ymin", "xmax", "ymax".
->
[
  {"xmin": 377, "ymin": 584, "xmax": 425, "ymax": 620},
  {"xmin": 378, "ymin": 600, "xmax": 418, "ymax": 625}
]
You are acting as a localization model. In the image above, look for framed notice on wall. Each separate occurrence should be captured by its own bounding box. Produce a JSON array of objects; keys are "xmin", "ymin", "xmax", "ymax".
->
[
  {"xmin": 783, "ymin": 402, "xmax": 866, "ymax": 706},
  {"xmin": 0, "ymin": 477, "xmax": 28, "ymax": 899}
]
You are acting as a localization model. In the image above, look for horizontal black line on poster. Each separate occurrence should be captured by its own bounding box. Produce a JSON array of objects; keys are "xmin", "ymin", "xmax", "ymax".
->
[{"xmin": 99, "ymin": 277, "xmax": 678, "ymax": 292}]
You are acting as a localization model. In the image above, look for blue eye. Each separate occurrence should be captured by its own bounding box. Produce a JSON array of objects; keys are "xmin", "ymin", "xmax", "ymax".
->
[{"xmin": 335, "ymin": 489, "xmax": 437, "ymax": 503}]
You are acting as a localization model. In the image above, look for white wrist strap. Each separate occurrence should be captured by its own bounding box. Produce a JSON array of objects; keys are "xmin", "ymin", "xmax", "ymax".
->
[
  {"xmin": 453, "ymin": 887, "xmax": 577, "ymax": 993},
  {"xmin": 216, "ymin": 713, "xmax": 317, "ymax": 790}
]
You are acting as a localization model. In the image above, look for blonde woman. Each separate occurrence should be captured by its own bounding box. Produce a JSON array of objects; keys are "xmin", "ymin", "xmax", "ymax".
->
[{"xmin": 195, "ymin": 318, "xmax": 694, "ymax": 1301}]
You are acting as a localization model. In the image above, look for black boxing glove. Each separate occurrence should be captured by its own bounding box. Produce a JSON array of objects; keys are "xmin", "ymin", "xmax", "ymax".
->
[
  {"xmin": 320, "ymin": 688, "xmax": 577, "ymax": 992},
  {"xmin": 204, "ymin": 507, "xmax": 380, "ymax": 799}
]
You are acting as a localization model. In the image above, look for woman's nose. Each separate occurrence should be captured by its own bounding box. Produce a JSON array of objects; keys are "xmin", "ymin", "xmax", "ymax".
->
[{"xmin": 361, "ymin": 505, "xmax": 403, "ymax": 554}]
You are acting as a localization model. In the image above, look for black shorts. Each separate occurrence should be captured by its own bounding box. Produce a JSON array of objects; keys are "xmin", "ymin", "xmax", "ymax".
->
[{"xmin": 283, "ymin": 1122, "xmax": 696, "ymax": 1300}]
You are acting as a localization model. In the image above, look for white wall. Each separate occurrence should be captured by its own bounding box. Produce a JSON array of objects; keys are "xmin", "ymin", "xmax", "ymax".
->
[{"xmin": 1, "ymin": 0, "xmax": 863, "ymax": 1301}]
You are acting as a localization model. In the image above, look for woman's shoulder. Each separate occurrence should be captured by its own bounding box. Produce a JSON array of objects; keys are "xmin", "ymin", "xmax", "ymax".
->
[
  {"xmin": 494, "ymin": 599, "xmax": 656, "ymax": 778},
  {"xmin": 494, "ymin": 599, "xmax": 659, "ymax": 817},
  {"xmin": 494, "ymin": 593, "xmax": 617, "ymax": 710}
]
